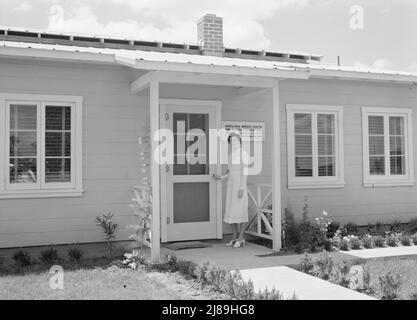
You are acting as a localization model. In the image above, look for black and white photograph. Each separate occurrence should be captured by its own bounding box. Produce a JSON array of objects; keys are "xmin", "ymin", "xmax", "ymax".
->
[{"xmin": 1, "ymin": 0, "xmax": 417, "ymax": 309}]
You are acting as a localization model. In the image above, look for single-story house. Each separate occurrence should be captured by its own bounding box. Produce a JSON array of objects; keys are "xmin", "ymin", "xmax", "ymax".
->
[{"xmin": 1, "ymin": 14, "xmax": 417, "ymax": 261}]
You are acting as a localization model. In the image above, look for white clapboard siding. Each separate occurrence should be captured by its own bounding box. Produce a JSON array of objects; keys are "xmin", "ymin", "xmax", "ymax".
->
[{"xmin": 280, "ymin": 79, "xmax": 417, "ymax": 224}]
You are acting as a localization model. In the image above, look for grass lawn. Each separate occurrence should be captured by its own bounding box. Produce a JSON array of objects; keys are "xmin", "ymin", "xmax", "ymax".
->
[
  {"xmin": 0, "ymin": 265, "xmax": 218, "ymax": 300},
  {"xmin": 364, "ymin": 256, "xmax": 417, "ymax": 300}
]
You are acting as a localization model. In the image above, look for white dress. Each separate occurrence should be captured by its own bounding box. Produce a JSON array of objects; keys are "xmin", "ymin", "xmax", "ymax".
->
[{"xmin": 223, "ymin": 146, "xmax": 249, "ymax": 224}]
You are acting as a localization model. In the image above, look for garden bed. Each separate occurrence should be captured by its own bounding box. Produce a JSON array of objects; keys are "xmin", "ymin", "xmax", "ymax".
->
[{"xmin": 296, "ymin": 250, "xmax": 417, "ymax": 300}]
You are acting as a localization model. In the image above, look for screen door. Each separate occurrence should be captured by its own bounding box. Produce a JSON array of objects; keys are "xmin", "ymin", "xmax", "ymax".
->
[{"xmin": 163, "ymin": 102, "xmax": 219, "ymax": 242}]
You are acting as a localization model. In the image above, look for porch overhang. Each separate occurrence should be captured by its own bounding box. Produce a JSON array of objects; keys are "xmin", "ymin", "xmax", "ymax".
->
[{"xmin": 133, "ymin": 69, "xmax": 284, "ymax": 263}]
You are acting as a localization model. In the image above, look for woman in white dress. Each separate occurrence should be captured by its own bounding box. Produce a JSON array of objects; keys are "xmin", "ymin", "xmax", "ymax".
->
[{"xmin": 213, "ymin": 133, "xmax": 248, "ymax": 248}]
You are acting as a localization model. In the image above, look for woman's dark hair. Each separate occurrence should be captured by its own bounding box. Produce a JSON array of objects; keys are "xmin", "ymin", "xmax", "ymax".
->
[{"xmin": 227, "ymin": 133, "xmax": 242, "ymax": 144}]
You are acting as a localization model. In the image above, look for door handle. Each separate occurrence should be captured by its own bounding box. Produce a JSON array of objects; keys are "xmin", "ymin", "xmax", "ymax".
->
[{"xmin": 166, "ymin": 165, "xmax": 169, "ymax": 173}]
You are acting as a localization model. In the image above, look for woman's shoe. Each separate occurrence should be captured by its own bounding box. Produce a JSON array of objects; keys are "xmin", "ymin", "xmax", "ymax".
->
[
  {"xmin": 226, "ymin": 239, "xmax": 238, "ymax": 247},
  {"xmin": 233, "ymin": 239, "xmax": 246, "ymax": 248}
]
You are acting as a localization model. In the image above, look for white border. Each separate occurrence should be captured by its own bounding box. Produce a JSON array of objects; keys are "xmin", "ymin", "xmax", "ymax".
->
[
  {"xmin": 0, "ymin": 93, "xmax": 83, "ymax": 199},
  {"xmin": 361, "ymin": 106, "xmax": 414, "ymax": 187},
  {"xmin": 286, "ymin": 104, "xmax": 345, "ymax": 189}
]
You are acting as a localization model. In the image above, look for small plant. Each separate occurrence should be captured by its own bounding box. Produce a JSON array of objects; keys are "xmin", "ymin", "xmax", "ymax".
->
[
  {"xmin": 40, "ymin": 246, "xmax": 59, "ymax": 264},
  {"xmin": 389, "ymin": 220, "xmax": 405, "ymax": 233},
  {"xmin": 362, "ymin": 265, "xmax": 373, "ymax": 294},
  {"xmin": 407, "ymin": 218, "xmax": 417, "ymax": 234},
  {"xmin": 349, "ymin": 236, "xmax": 362, "ymax": 250},
  {"xmin": 13, "ymin": 250, "xmax": 31, "ymax": 267},
  {"xmin": 362, "ymin": 235, "xmax": 373, "ymax": 249},
  {"xmin": 314, "ymin": 250, "xmax": 333, "ymax": 280},
  {"xmin": 400, "ymin": 234, "xmax": 412, "ymax": 246},
  {"xmin": 408, "ymin": 292, "xmax": 417, "ymax": 300},
  {"xmin": 340, "ymin": 237, "xmax": 350, "ymax": 251},
  {"xmin": 299, "ymin": 252, "xmax": 314, "ymax": 274},
  {"xmin": 386, "ymin": 233, "xmax": 400, "ymax": 247},
  {"xmin": 255, "ymin": 287, "xmax": 285, "ymax": 300},
  {"xmin": 326, "ymin": 221, "xmax": 341, "ymax": 238},
  {"xmin": 344, "ymin": 222, "xmax": 359, "ymax": 236},
  {"xmin": 282, "ymin": 208, "xmax": 300, "ymax": 248},
  {"xmin": 67, "ymin": 245, "xmax": 83, "ymax": 262},
  {"xmin": 379, "ymin": 272, "xmax": 402, "ymax": 300},
  {"xmin": 411, "ymin": 234, "xmax": 417, "ymax": 245},
  {"xmin": 95, "ymin": 213, "xmax": 118, "ymax": 258},
  {"xmin": 373, "ymin": 236, "xmax": 386, "ymax": 248},
  {"xmin": 329, "ymin": 259, "xmax": 351, "ymax": 287}
]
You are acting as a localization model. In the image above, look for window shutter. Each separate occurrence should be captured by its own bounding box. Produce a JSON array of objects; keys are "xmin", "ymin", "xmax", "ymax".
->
[
  {"xmin": 294, "ymin": 113, "xmax": 313, "ymax": 177},
  {"xmin": 368, "ymin": 115, "xmax": 385, "ymax": 175}
]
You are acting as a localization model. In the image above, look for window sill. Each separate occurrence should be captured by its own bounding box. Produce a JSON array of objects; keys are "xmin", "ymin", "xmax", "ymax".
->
[
  {"xmin": 363, "ymin": 181, "xmax": 414, "ymax": 188},
  {"xmin": 288, "ymin": 182, "xmax": 345, "ymax": 190},
  {"xmin": 0, "ymin": 189, "xmax": 84, "ymax": 199}
]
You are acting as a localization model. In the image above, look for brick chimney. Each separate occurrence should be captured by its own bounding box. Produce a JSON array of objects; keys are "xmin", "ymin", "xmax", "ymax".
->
[{"xmin": 197, "ymin": 14, "xmax": 224, "ymax": 56}]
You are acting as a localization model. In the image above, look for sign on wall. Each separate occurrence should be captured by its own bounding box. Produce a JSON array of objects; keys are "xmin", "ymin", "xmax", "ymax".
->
[{"xmin": 222, "ymin": 121, "xmax": 265, "ymax": 142}]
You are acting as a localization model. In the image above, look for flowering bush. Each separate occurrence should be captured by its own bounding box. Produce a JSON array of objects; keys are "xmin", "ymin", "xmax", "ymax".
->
[
  {"xmin": 122, "ymin": 251, "xmax": 148, "ymax": 270},
  {"xmin": 400, "ymin": 234, "xmax": 412, "ymax": 246},
  {"xmin": 412, "ymin": 234, "xmax": 417, "ymax": 245},
  {"xmin": 373, "ymin": 236, "xmax": 386, "ymax": 248},
  {"xmin": 349, "ymin": 235, "xmax": 362, "ymax": 250},
  {"xmin": 340, "ymin": 237, "xmax": 350, "ymax": 251},
  {"xmin": 362, "ymin": 235, "xmax": 373, "ymax": 249},
  {"xmin": 386, "ymin": 233, "xmax": 400, "ymax": 247},
  {"xmin": 315, "ymin": 211, "xmax": 332, "ymax": 235}
]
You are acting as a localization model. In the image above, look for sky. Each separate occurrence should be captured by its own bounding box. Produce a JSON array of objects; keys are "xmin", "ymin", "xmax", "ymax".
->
[{"xmin": 0, "ymin": 0, "xmax": 416, "ymax": 72}]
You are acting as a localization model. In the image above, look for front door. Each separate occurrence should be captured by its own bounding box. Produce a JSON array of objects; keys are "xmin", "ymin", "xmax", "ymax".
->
[{"xmin": 161, "ymin": 100, "xmax": 221, "ymax": 242}]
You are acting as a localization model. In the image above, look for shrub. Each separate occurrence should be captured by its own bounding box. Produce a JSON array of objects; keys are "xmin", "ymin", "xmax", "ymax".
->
[
  {"xmin": 314, "ymin": 250, "xmax": 334, "ymax": 280},
  {"xmin": 255, "ymin": 287, "xmax": 285, "ymax": 300},
  {"xmin": 344, "ymin": 222, "xmax": 359, "ymax": 236},
  {"xmin": 283, "ymin": 208, "xmax": 300, "ymax": 248},
  {"xmin": 373, "ymin": 236, "xmax": 386, "ymax": 248},
  {"xmin": 379, "ymin": 272, "xmax": 402, "ymax": 300},
  {"xmin": 95, "ymin": 213, "xmax": 118, "ymax": 258},
  {"xmin": 40, "ymin": 246, "xmax": 59, "ymax": 264},
  {"xmin": 329, "ymin": 259, "xmax": 351, "ymax": 287},
  {"xmin": 326, "ymin": 221, "xmax": 341, "ymax": 239},
  {"xmin": 389, "ymin": 220, "xmax": 406, "ymax": 233},
  {"xmin": 362, "ymin": 235, "xmax": 373, "ymax": 249},
  {"xmin": 408, "ymin": 292, "xmax": 417, "ymax": 300},
  {"xmin": 349, "ymin": 236, "xmax": 362, "ymax": 250},
  {"xmin": 407, "ymin": 218, "xmax": 417, "ymax": 234},
  {"xmin": 340, "ymin": 237, "xmax": 350, "ymax": 251},
  {"xmin": 386, "ymin": 233, "xmax": 400, "ymax": 247},
  {"xmin": 412, "ymin": 234, "xmax": 417, "ymax": 245},
  {"xmin": 67, "ymin": 245, "xmax": 83, "ymax": 262},
  {"xmin": 368, "ymin": 222, "xmax": 385, "ymax": 236},
  {"xmin": 13, "ymin": 250, "xmax": 31, "ymax": 267},
  {"xmin": 362, "ymin": 265, "xmax": 372, "ymax": 294},
  {"xmin": 299, "ymin": 252, "xmax": 314, "ymax": 274},
  {"xmin": 400, "ymin": 234, "xmax": 412, "ymax": 246}
]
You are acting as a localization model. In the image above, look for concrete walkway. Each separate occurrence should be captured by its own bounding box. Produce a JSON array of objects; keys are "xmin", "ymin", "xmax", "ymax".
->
[
  {"xmin": 342, "ymin": 246, "xmax": 417, "ymax": 259},
  {"xmin": 163, "ymin": 240, "xmax": 359, "ymax": 270},
  {"xmin": 239, "ymin": 266, "xmax": 375, "ymax": 300}
]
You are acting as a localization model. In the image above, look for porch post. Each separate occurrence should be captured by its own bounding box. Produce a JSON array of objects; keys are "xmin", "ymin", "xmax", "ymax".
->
[
  {"xmin": 271, "ymin": 81, "xmax": 282, "ymax": 251},
  {"xmin": 150, "ymin": 81, "xmax": 161, "ymax": 263}
]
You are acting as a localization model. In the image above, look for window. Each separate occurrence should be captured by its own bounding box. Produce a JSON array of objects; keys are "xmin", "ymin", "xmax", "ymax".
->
[
  {"xmin": 286, "ymin": 104, "xmax": 344, "ymax": 189},
  {"xmin": 362, "ymin": 107, "xmax": 414, "ymax": 187},
  {"xmin": 0, "ymin": 94, "xmax": 83, "ymax": 198}
]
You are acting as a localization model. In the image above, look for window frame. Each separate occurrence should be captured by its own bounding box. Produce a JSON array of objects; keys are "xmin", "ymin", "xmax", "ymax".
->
[
  {"xmin": 362, "ymin": 107, "xmax": 414, "ymax": 187},
  {"xmin": 0, "ymin": 93, "xmax": 83, "ymax": 199},
  {"xmin": 286, "ymin": 104, "xmax": 345, "ymax": 189}
]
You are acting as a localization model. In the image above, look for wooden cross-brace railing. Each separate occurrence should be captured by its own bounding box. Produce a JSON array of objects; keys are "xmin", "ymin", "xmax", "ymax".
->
[{"xmin": 245, "ymin": 183, "xmax": 273, "ymax": 240}]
